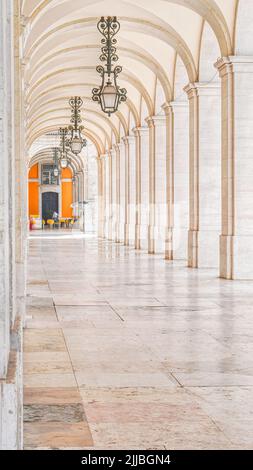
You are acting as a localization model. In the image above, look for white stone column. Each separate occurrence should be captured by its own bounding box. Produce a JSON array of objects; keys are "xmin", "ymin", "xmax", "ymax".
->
[
  {"xmin": 99, "ymin": 155, "xmax": 106, "ymax": 238},
  {"xmin": 117, "ymin": 142, "xmax": 125, "ymax": 243},
  {"xmin": 162, "ymin": 103, "xmax": 174, "ymax": 260},
  {"xmin": 0, "ymin": 0, "xmax": 23, "ymax": 450},
  {"xmin": 97, "ymin": 158, "xmax": 104, "ymax": 238},
  {"xmin": 184, "ymin": 84, "xmax": 199, "ymax": 268},
  {"xmin": 170, "ymin": 101, "xmax": 189, "ymax": 261},
  {"xmin": 0, "ymin": 0, "xmax": 11, "ymax": 382},
  {"xmin": 197, "ymin": 82, "xmax": 221, "ymax": 268},
  {"xmin": 108, "ymin": 150, "xmax": 113, "ymax": 240},
  {"xmin": 104, "ymin": 153, "xmax": 110, "ymax": 239},
  {"xmin": 111, "ymin": 146, "xmax": 117, "ymax": 241},
  {"xmin": 215, "ymin": 57, "xmax": 253, "ymax": 279},
  {"xmin": 133, "ymin": 127, "xmax": 149, "ymax": 250},
  {"xmin": 78, "ymin": 170, "xmax": 85, "ymax": 232},
  {"xmin": 125, "ymin": 135, "xmax": 135, "ymax": 246},
  {"xmin": 122, "ymin": 136, "xmax": 129, "ymax": 245},
  {"xmin": 146, "ymin": 115, "xmax": 167, "ymax": 254}
]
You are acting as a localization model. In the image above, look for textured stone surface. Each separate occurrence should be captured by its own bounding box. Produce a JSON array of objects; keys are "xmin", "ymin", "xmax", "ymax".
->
[
  {"xmin": 23, "ymin": 232, "xmax": 253, "ymax": 449},
  {"xmin": 24, "ymin": 404, "xmax": 85, "ymax": 423}
]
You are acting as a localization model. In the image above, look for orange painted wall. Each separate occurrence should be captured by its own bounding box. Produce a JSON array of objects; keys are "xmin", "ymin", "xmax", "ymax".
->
[
  {"xmin": 62, "ymin": 168, "xmax": 72, "ymax": 179},
  {"xmin": 29, "ymin": 182, "xmax": 39, "ymax": 216},
  {"xmin": 29, "ymin": 164, "xmax": 39, "ymax": 179},
  {"xmin": 28, "ymin": 164, "xmax": 73, "ymax": 218},
  {"xmin": 61, "ymin": 182, "xmax": 73, "ymax": 217}
]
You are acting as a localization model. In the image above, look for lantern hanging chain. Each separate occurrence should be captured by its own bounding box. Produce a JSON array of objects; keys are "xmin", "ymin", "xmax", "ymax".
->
[
  {"xmin": 59, "ymin": 127, "xmax": 68, "ymax": 153},
  {"xmin": 98, "ymin": 16, "xmax": 120, "ymax": 77},
  {"xmin": 69, "ymin": 96, "xmax": 83, "ymax": 132}
]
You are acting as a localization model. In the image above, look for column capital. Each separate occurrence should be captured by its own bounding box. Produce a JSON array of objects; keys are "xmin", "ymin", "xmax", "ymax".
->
[
  {"xmin": 215, "ymin": 56, "xmax": 253, "ymax": 77},
  {"xmin": 132, "ymin": 126, "xmax": 149, "ymax": 137},
  {"xmin": 145, "ymin": 115, "xmax": 166, "ymax": 128},
  {"xmin": 20, "ymin": 15, "xmax": 29, "ymax": 29},
  {"xmin": 194, "ymin": 81, "xmax": 220, "ymax": 97},
  {"xmin": 114, "ymin": 142, "xmax": 124, "ymax": 152},
  {"xmin": 162, "ymin": 102, "xmax": 174, "ymax": 115},
  {"xmin": 122, "ymin": 135, "xmax": 135, "ymax": 145},
  {"xmin": 184, "ymin": 83, "xmax": 198, "ymax": 100}
]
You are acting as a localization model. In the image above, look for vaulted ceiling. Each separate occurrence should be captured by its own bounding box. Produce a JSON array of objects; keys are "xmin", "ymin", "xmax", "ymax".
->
[{"xmin": 21, "ymin": 0, "xmax": 239, "ymax": 157}]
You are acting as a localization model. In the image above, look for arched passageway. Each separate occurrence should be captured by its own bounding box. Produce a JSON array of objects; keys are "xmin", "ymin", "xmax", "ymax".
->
[{"xmin": 1, "ymin": 0, "xmax": 253, "ymax": 451}]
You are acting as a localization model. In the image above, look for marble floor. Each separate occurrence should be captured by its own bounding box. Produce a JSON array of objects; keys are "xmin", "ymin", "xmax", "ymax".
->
[{"xmin": 24, "ymin": 231, "xmax": 253, "ymax": 449}]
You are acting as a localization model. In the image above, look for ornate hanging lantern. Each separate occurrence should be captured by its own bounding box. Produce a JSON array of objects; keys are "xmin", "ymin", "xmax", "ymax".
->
[
  {"xmin": 53, "ymin": 148, "xmax": 59, "ymax": 177},
  {"xmin": 59, "ymin": 127, "xmax": 70, "ymax": 169},
  {"xmin": 92, "ymin": 16, "xmax": 127, "ymax": 116},
  {"xmin": 67, "ymin": 97, "xmax": 87, "ymax": 155}
]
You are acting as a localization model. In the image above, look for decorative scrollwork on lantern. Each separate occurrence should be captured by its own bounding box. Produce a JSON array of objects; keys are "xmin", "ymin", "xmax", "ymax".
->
[
  {"xmin": 92, "ymin": 16, "xmax": 127, "ymax": 116},
  {"xmin": 66, "ymin": 96, "xmax": 87, "ymax": 155}
]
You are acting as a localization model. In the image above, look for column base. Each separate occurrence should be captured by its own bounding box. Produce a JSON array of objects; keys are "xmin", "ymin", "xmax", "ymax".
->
[
  {"xmin": 220, "ymin": 234, "xmax": 253, "ymax": 280},
  {"xmin": 188, "ymin": 229, "xmax": 220, "ymax": 269},
  {"xmin": 135, "ymin": 224, "xmax": 141, "ymax": 250},
  {"xmin": 148, "ymin": 225, "xmax": 155, "ymax": 254},
  {"xmin": 124, "ymin": 224, "xmax": 129, "ymax": 246},
  {"xmin": 165, "ymin": 227, "xmax": 173, "ymax": 260},
  {"xmin": 119, "ymin": 224, "xmax": 125, "ymax": 243},
  {"xmin": 188, "ymin": 229, "xmax": 198, "ymax": 268},
  {"xmin": 148, "ymin": 225, "xmax": 166, "ymax": 254},
  {"xmin": 0, "ymin": 317, "xmax": 23, "ymax": 450},
  {"xmin": 135, "ymin": 224, "xmax": 148, "ymax": 250},
  {"xmin": 127, "ymin": 224, "xmax": 136, "ymax": 246},
  {"xmin": 114, "ymin": 222, "xmax": 120, "ymax": 243}
]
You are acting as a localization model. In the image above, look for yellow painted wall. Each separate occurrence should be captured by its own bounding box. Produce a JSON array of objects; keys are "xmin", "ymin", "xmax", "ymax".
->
[
  {"xmin": 61, "ymin": 181, "xmax": 73, "ymax": 217},
  {"xmin": 29, "ymin": 182, "xmax": 39, "ymax": 216}
]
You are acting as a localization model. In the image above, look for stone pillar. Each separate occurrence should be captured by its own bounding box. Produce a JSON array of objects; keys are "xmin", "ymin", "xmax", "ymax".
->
[
  {"xmin": 103, "ymin": 153, "xmax": 110, "ymax": 239},
  {"xmin": 215, "ymin": 57, "xmax": 253, "ymax": 279},
  {"xmin": 133, "ymin": 127, "xmax": 149, "ymax": 250},
  {"xmin": 97, "ymin": 158, "xmax": 104, "ymax": 238},
  {"xmin": 72, "ymin": 177, "xmax": 76, "ymax": 217},
  {"xmin": 122, "ymin": 136, "xmax": 129, "ymax": 245},
  {"xmin": 117, "ymin": 142, "xmax": 125, "ymax": 243},
  {"xmin": 124, "ymin": 135, "xmax": 135, "ymax": 246},
  {"xmin": 0, "ymin": 0, "xmax": 23, "ymax": 450},
  {"xmin": 162, "ymin": 103, "xmax": 174, "ymax": 260},
  {"xmin": 197, "ymin": 82, "xmax": 221, "ymax": 268},
  {"xmin": 146, "ymin": 115, "xmax": 167, "ymax": 254},
  {"xmin": 0, "ymin": 0, "xmax": 11, "ymax": 382},
  {"xmin": 99, "ymin": 155, "xmax": 106, "ymax": 238},
  {"xmin": 78, "ymin": 170, "xmax": 85, "ymax": 232},
  {"xmin": 111, "ymin": 147, "xmax": 117, "ymax": 241},
  {"xmin": 184, "ymin": 84, "xmax": 199, "ymax": 268},
  {"xmin": 108, "ymin": 150, "xmax": 113, "ymax": 240},
  {"xmin": 171, "ymin": 101, "xmax": 189, "ymax": 261}
]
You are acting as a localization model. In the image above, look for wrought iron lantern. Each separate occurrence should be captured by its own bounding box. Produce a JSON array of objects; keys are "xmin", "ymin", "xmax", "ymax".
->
[
  {"xmin": 92, "ymin": 16, "xmax": 127, "ymax": 116},
  {"xmin": 59, "ymin": 127, "xmax": 70, "ymax": 169},
  {"xmin": 67, "ymin": 97, "xmax": 87, "ymax": 155},
  {"xmin": 53, "ymin": 148, "xmax": 59, "ymax": 177}
]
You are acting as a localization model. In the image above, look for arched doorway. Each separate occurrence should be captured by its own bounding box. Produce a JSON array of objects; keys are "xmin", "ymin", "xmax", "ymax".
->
[{"xmin": 42, "ymin": 192, "xmax": 59, "ymax": 221}]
